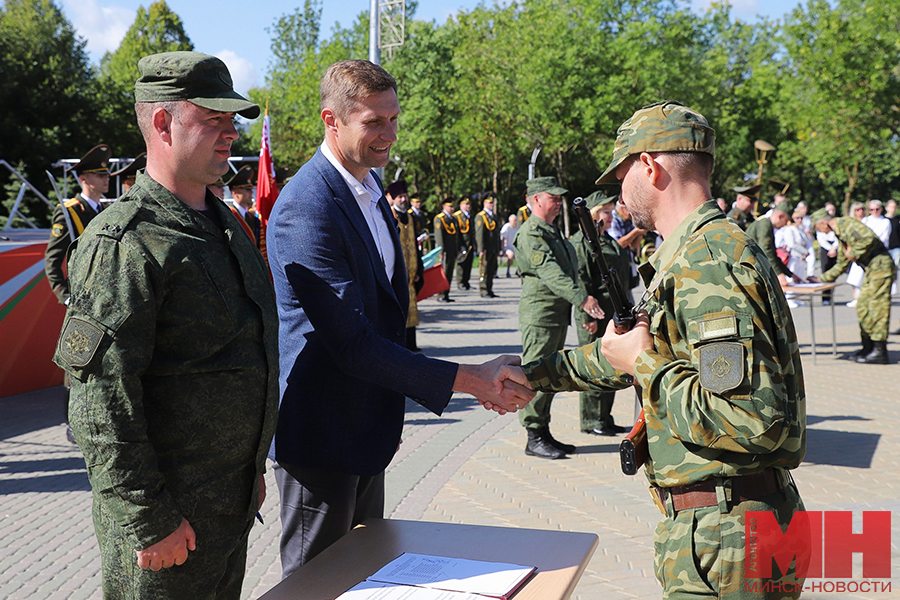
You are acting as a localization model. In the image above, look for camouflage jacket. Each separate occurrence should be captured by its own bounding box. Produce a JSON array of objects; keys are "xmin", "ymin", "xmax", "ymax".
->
[
  {"xmin": 513, "ymin": 215, "xmax": 587, "ymax": 326},
  {"xmin": 523, "ymin": 202, "xmax": 806, "ymax": 487},
  {"xmin": 820, "ymin": 217, "xmax": 894, "ymax": 281},
  {"xmin": 745, "ymin": 216, "xmax": 794, "ymax": 278},
  {"xmin": 54, "ymin": 173, "xmax": 279, "ymax": 550},
  {"xmin": 571, "ymin": 228, "xmax": 632, "ymax": 329}
]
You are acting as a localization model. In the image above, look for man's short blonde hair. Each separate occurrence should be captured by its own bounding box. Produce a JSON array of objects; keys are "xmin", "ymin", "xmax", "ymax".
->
[{"xmin": 320, "ymin": 60, "xmax": 397, "ymax": 122}]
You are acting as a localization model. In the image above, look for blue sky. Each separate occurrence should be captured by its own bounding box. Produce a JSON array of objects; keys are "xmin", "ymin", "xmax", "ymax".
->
[{"xmin": 57, "ymin": 0, "xmax": 803, "ymax": 96}]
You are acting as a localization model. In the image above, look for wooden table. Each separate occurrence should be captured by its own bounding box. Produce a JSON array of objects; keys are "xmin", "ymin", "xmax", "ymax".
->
[
  {"xmin": 782, "ymin": 282, "xmax": 841, "ymax": 364},
  {"xmin": 257, "ymin": 518, "xmax": 599, "ymax": 600}
]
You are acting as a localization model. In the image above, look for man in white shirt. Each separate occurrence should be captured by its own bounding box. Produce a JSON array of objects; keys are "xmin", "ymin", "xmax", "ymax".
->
[{"xmin": 862, "ymin": 199, "xmax": 891, "ymax": 248}]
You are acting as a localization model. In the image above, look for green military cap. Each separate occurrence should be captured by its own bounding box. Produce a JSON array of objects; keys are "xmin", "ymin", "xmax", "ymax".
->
[
  {"xmin": 72, "ymin": 144, "xmax": 112, "ymax": 175},
  {"xmin": 135, "ymin": 51, "xmax": 260, "ymax": 119},
  {"xmin": 772, "ymin": 199, "xmax": 794, "ymax": 215},
  {"xmin": 109, "ymin": 153, "xmax": 146, "ymax": 179},
  {"xmin": 526, "ymin": 176, "xmax": 567, "ymax": 196},
  {"xmin": 224, "ymin": 165, "xmax": 255, "ymax": 188},
  {"xmin": 809, "ymin": 208, "xmax": 831, "ymax": 223},
  {"xmin": 733, "ymin": 184, "xmax": 762, "ymax": 198},
  {"xmin": 596, "ymin": 101, "xmax": 715, "ymax": 185},
  {"xmin": 274, "ymin": 166, "xmax": 293, "ymax": 186},
  {"xmin": 584, "ymin": 190, "xmax": 617, "ymax": 209}
]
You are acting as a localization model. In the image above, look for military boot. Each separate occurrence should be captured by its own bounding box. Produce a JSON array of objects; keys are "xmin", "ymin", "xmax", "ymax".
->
[
  {"xmin": 849, "ymin": 334, "xmax": 873, "ymax": 359},
  {"xmin": 545, "ymin": 429, "xmax": 576, "ymax": 454},
  {"xmin": 857, "ymin": 340, "xmax": 889, "ymax": 364},
  {"xmin": 525, "ymin": 428, "xmax": 565, "ymax": 459}
]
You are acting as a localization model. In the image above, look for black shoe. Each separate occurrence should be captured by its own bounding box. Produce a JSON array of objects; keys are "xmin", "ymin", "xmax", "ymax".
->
[
  {"xmin": 65, "ymin": 424, "xmax": 76, "ymax": 444},
  {"xmin": 487, "ymin": 292, "xmax": 498, "ymax": 298},
  {"xmin": 544, "ymin": 429, "xmax": 576, "ymax": 454},
  {"xmin": 525, "ymin": 429, "xmax": 565, "ymax": 459},
  {"xmin": 506, "ymin": 272, "xmax": 511, "ymax": 278},
  {"xmin": 585, "ymin": 423, "xmax": 628, "ymax": 436},
  {"xmin": 857, "ymin": 340, "xmax": 889, "ymax": 364}
]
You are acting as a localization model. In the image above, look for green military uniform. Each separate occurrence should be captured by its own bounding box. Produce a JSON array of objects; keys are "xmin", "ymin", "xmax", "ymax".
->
[
  {"xmin": 745, "ymin": 208, "xmax": 795, "ymax": 279},
  {"xmin": 514, "ymin": 183, "xmax": 587, "ymax": 443},
  {"xmin": 475, "ymin": 202, "xmax": 501, "ymax": 297},
  {"xmin": 44, "ymin": 144, "xmax": 112, "ymax": 305},
  {"xmin": 726, "ymin": 184, "xmax": 761, "ymax": 231},
  {"xmin": 454, "ymin": 201, "xmax": 476, "ymax": 289},
  {"xmin": 818, "ymin": 215, "xmax": 895, "ymax": 362},
  {"xmin": 433, "ymin": 205, "xmax": 459, "ymax": 301},
  {"xmin": 524, "ymin": 102, "xmax": 806, "ymax": 598},
  {"xmin": 571, "ymin": 192, "xmax": 632, "ymax": 434},
  {"xmin": 55, "ymin": 51, "xmax": 273, "ymax": 600}
]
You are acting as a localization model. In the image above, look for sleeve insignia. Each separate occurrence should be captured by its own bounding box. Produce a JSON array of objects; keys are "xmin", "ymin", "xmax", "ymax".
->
[
  {"xmin": 51, "ymin": 224, "xmax": 64, "ymax": 238},
  {"xmin": 57, "ymin": 317, "xmax": 104, "ymax": 368},
  {"xmin": 530, "ymin": 250, "xmax": 546, "ymax": 266},
  {"xmin": 698, "ymin": 342, "xmax": 744, "ymax": 394}
]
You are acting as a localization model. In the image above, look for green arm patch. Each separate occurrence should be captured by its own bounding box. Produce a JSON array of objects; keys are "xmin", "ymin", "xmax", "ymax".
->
[
  {"xmin": 57, "ymin": 316, "xmax": 105, "ymax": 368},
  {"xmin": 698, "ymin": 341, "xmax": 744, "ymax": 394},
  {"xmin": 530, "ymin": 249, "xmax": 547, "ymax": 266}
]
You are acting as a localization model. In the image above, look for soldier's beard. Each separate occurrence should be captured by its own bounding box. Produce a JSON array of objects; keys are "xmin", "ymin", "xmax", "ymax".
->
[{"xmin": 624, "ymin": 184, "xmax": 655, "ymax": 231}]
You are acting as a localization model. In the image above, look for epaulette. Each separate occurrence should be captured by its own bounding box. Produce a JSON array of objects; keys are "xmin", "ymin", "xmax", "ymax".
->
[
  {"xmin": 95, "ymin": 202, "xmax": 140, "ymax": 241},
  {"xmin": 63, "ymin": 198, "xmax": 81, "ymax": 208}
]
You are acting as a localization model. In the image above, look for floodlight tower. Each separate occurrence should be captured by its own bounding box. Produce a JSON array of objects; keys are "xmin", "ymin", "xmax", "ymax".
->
[{"xmin": 369, "ymin": 0, "xmax": 406, "ymax": 65}]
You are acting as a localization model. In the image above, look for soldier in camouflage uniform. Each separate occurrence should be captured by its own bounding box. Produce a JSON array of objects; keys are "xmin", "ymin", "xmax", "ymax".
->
[
  {"xmin": 54, "ymin": 52, "xmax": 278, "ymax": 600},
  {"xmin": 498, "ymin": 102, "xmax": 806, "ymax": 598},
  {"xmin": 514, "ymin": 176, "xmax": 603, "ymax": 459},
  {"xmin": 727, "ymin": 184, "xmax": 760, "ymax": 231},
  {"xmin": 571, "ymin": 190, "xmax": 632, "ymax": 436},
  {"xmin": 811, "ymin": 209, "xmax": 895, "ymax": 364}
]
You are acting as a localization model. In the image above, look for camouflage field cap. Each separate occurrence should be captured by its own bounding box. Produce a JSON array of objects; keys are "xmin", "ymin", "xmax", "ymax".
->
[
  {"xmin": 809, "ymin": 208, "xmax": 831, "ymax": 223},
  {"xmin": 135, "ymin": 51, "xmax": 260, "ymax": 119},
  {"xmin": 584, "ymin": 190, "xmax": 617, "ymax": 209},
  {"xmin": 109, "ymin": 153, "xmax": 146, "ymax": 179},
  {"xmin": 595, "ymin": 101, "xmax": 715, "ymax": 185},
  {"xmin": 733, "ymin": 184, "xmax": 762, "ymax": 198},
  {"xmin": 772, "ymin": 199, "xmax": 794, "ymax": 215},
  {"xmin": 72, "ymin": 144, "xmax": 112, "ymax": 175},
  {"xmin": 526, "ymin": 176, "xmax": 567, "ymax": 197}
]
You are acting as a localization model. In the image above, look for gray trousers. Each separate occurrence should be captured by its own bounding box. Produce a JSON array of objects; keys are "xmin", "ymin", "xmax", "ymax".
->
[{"xmin": 273, "ymin": 462, "xmax": 384, "ymax": 579}]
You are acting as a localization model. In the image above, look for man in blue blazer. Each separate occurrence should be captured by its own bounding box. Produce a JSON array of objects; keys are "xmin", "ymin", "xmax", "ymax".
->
[{"xmin": 267, "ymin": 60, "xmax": 534, "ymax": 578}]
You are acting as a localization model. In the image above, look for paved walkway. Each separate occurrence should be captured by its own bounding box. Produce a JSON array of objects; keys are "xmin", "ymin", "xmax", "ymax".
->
[{"xmin": 1, "ymin": 275, "xmax": 898, "ymax": 599}]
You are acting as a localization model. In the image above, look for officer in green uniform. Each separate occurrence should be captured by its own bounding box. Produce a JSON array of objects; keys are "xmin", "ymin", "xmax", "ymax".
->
[
  {"xmin": 571, "ymin": 190, "xmax": 631, "ymax": 436},
  {"xmin": 727, "ymin": 184, "xmax": 760, "ymax": 231},
  {"xmin": 44, "ymin": 144, "xmax": 112, "ymax": 305},
  {"xmin": 434, "ymin": 197, "xmax": 459, "ymax": 301},
  {"xmin": 455, "ymin": 196, "xmax": 476, "ymax": 290},
  {"xmin": 497, "ymin": 102, "xmax": 806, "ymax": 598},
  {"xmin": 811, "ymin": 208, "xmax": 895, "ymax": 363},
  {"xmin": 514, "ymin": 176, "xmax": 603, "ymax": 459},
  {"xmin": 54, "ymin": 51, "xmax": 277, "ymax": 600},
  {"xmin": 475, "ymin": 194, "xmax": 501, "ymax": 297},
  {"xmin": 745, "ymin": 200, "xmax": 804, "ymax": 285}
]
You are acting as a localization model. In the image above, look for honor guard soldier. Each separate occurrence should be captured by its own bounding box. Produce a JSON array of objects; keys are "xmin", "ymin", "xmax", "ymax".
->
[
  {"xmin": 434, "ymin": 197, "xmax": 459, "ymax": 301},
  {"xmin": 475, "ymin": 194, "xmax": 501, "ymax": 297},
  {"xmin": 571, "ymin": 190, "xmax": 631, "ymax": 436},
  {"xmin": 225, "ymin": 165, "xmax": 260, "ymax": 244},
  {"xmin": 517, "ymin": 202, "xmax": 531, "ymax": 224},
  {"xmin": 110, "ymin": 152, "xmax": 146, "ymax": 195},
  {"xmin": 496, "ymin": 101, "xmax": 807, "ymax": 598},
  {"xmin": 45, "ymin": 144, "xmax": 112, "ymax": 305},
  {"xmin": 454, "ymin": 196, "xmax": 476, "ymax": 290},
  {"xmin": 727, "ymin": 184, "xmax": 761, "ymax": 230},
  {"xmin": 408, "ymin": 195, "xmax": 430, "ymax": 251},
  {"xmin": 811, "ymin": 208, "xmax": 895, "ymax": 363}
]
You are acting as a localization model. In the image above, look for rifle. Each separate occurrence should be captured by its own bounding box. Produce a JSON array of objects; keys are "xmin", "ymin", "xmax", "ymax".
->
[{"xmin": 572, "ymin": 197, "xmax": 648, "ymax": 476}]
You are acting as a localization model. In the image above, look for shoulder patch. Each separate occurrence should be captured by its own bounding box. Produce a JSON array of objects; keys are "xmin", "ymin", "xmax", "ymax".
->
[
  {"xmin": 698, "ymin": 341, "xmax": 744, "ymax": 394},
  {"xmin": 57, "ymin": 317, "xmax": 105, "ymax": 368},
  {"xmin": 530, "ymin": 249, "xmax": 547, "ymax": 266},
  {"xmin": 51, "ymin": 223, "xmax": 64, "ymax": 238}
]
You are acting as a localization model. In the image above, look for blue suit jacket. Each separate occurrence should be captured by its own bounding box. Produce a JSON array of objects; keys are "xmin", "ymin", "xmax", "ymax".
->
[{"xmin": 267, "ymin": 149, "xmax": 457, "ymax": 476}]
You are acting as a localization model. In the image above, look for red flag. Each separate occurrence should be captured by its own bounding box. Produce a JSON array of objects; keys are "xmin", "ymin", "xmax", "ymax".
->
[{"xmin": 256, "ymin": 112, "xmax": 278, "ymax": 223}]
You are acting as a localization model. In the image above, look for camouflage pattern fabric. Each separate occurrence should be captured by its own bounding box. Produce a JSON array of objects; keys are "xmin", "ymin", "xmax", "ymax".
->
[
  {"xmin": 55, "ymin": 172, "xmax": 279, "ymax": 597},
  {"xmin": 745, "ymin": 217, "xmax": 794, "ymax": 278},
  {"xmin": 572, "ymin": 228, "xmax": 632, "ymax": 431},
  {"xmin": 518, "ymin": 323, "xmax": 569, "ymax": 429},
  {"xmin": 819, "ymin": 217, "xmax": 896, "ymax": 341},
  {"xmin": 523, "ymin": 202, "xmax": 806, "ymax": 596}
]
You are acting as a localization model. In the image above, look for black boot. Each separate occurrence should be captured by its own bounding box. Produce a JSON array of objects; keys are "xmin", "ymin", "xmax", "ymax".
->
[
  {"xmin": 857, "ymin": 340, "xmax": 889, "ymax": 364},
  {"xmin": 544, "ymin": 429, "xmax": 576, "ymax": 454},
  {"xmin": 850, "ymin": 334, "xmax": 873, "ymax": 359},
  {"xmin": 525, "ymin": 429, "xmax": 565, "ymax": 459}
]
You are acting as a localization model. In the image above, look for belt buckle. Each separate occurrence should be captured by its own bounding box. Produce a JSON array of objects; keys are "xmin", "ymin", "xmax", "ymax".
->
[{"xmin": 649, "ymin": 486, "xmax": 667, "ymax": 515}]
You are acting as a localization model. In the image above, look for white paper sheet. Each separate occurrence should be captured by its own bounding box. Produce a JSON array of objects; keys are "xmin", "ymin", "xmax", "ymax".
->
[{"xmin": 336, "ymin": 580, "xmax": 486, "ymax": 600}]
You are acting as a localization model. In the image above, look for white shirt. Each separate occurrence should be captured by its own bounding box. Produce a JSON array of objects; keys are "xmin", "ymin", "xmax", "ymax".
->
[
  {"xmin": 862, "ymin": 214, "xmax": 891, "ymax": 248},
  {"xmin": 80, "ymin": 193, "xmax": 102, "ymax": 213},
  {"xmin": 321, "ymin": 142, "xmax": 395, "ymax": 281}
]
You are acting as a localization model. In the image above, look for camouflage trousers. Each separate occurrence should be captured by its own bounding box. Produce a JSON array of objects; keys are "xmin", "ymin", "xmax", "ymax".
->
[
  {"xmin": 93, "ymin": 497, "xmax": 253, "ymax": 600},
  {"xmin": 575, "ymin": 316, "xmax": 617, "ymax": 431},
  {"xmin": 856, "ymin": 254, "xmax": 895, "ymax": 341},
  {"xmin": 518, "ymin": 323, "xmax": 569, "ymax": 429},
  {"xmin": 654, "ymin": 476, "xmax": 804, "ymax": 599}
]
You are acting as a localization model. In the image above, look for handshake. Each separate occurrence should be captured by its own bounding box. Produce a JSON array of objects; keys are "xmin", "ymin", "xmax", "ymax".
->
[{"xmin": 454, "ymin": 356, "xmax": 535, "ymax": 415}]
